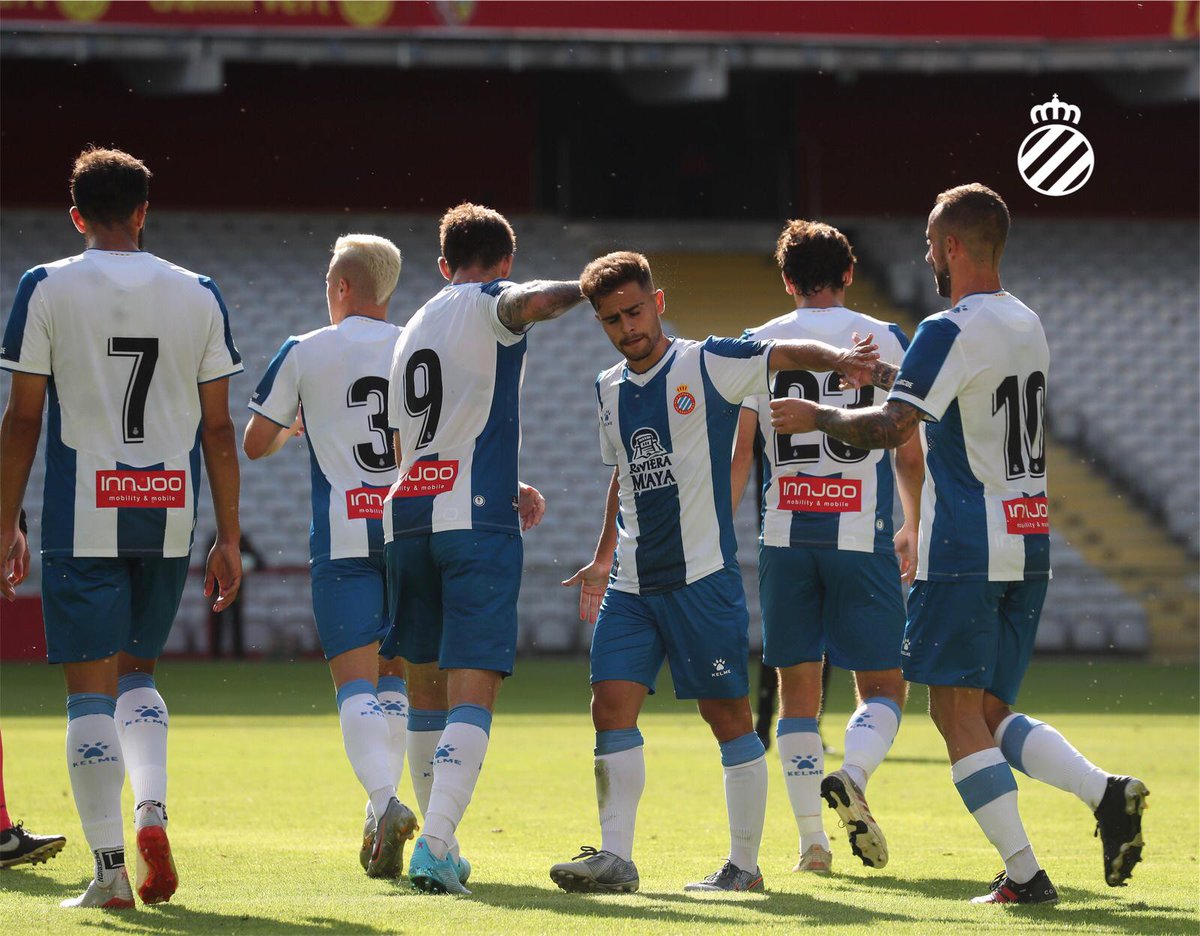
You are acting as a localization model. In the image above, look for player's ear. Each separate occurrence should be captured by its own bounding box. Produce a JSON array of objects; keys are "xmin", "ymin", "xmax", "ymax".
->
[
  {"xmin": 781, "ymin": 271, "xmax": 796, "ymax": 296},
  {"xmin": 132, "ymin": 202, "xmax": 148, "ymax": 230},
  {"xmin": 654, "ymin": 288, "xmax": 665, "ymax": 315},
  {"xmin": 69, "ymin": 206, "xmax": 87, "ymax": 235},
  {"xmin": 498, "ymin": 254, "xmax": 514, "ymax": 279},
  {"xmin": 843, "ymin": 264, "xmax": 854, "ymax": 289},
  {"xmin": 437, "ymin": 257, "xmax": 452, "ymax": 282}
]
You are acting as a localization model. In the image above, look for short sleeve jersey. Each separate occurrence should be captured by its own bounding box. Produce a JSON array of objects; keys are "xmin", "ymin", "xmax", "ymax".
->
[
  {"xmin": 249, "ymin": 316, "xmax": 401, "ymax": 562},
  {"xmin": 384, "ymin": 280, "xmax": 527, "ymax": 539},
  {"xmin": 743, "ymin": 308, "xmax": 909, "ymax": 554},
  {"xmin": 888, "ymin": 290, "xmax": 1051, "ymax": 582},
  {"xmin": 0, "ymin": 250, "xmax": 242, "ymax": 558},
  {"xmin": 596, "ymin": 336, "xmax": 774, "ymax": 595}
]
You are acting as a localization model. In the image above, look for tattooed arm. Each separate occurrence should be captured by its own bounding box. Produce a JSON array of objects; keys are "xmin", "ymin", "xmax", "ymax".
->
[
  {"xmin": 769, "ymin": 397, "xmax": 923, "ymax": 450},
  {"xmin": 496, "ymin": 280, "xmax": 585, "ymax": 333},
  {"xmin": 868, "ymin": 359, "xmax": 900, "ymax": 391}
]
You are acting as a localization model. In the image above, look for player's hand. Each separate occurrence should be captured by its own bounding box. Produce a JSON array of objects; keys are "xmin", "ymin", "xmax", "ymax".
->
[
  {"xmin": 0, "ymin": 527, "xmax": 29, "ymax": 602},
  {"xmin": 518, "ymin": 482, "xmax": 546, "ymax": 531},
  {"xmin": 204, "ymin": 537, "xmax": 243, "ymax": 613},
  {"xmin": 894, "ymin": 523, "xmax": 918, "ymax": 585},
  {"xmin": 835, "ymin": 332, "xmax": 879, "ymax": 389},
  {"xmin": 290, "ymin": 408, "xmax": 305, "ymax": 437},
  {"xmin": 769, "ymin": 397, "xmax": 821, "ymax": 435},
  {"xmin": 561, "ymin": 558, "xmax": 610, "ymax": 624}
]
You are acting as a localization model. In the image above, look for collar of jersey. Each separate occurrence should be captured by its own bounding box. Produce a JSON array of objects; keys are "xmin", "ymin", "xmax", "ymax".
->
[
  {"xmin": 955, "ymin": 289, "xmax": 1008, "ymax": 302},
  {"xmin": 622, "ymin": 338, "xmax": 677, "ymax": 386}
]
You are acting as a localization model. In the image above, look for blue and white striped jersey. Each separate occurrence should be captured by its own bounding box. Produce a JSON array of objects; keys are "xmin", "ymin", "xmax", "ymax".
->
[
  {"xmin": 597, "ymin": 336, "xmax": 774, "ymax": 596},
  {"xmin": 249, "ymin": 316, "xmax": 401, "ymax": 562},
  {"xmin": 384, "ymin": 280, "xmax": 527, "ymax": 540},
  {"xmin": 743, "ymin": 308, "xmax": 909, "ymax": 554},
  {"xmin": 0, "ymin": 250, "xmax": 242, "ymax": 558},
  {"xmin": 888, "ymin": 290, "xmax": 1051, "ymax": 582}
]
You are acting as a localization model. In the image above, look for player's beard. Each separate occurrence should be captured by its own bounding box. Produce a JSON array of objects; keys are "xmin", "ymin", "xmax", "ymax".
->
[
  {"xmin": 622, "ymin": 331, "xmax": 659, "ymax": 363},
  {"xmin": 932, "ymin": 260, "xmax": 951, "ymax": 298}
]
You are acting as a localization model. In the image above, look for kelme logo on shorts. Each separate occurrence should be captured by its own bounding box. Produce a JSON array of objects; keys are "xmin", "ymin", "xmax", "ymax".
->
[
  {"xmin": 345, "ymin": 486, "xmax": 387, "ymax": 520},
  {"xmin": 779, "ymin": 476, "xmax": 862, "ymax": 513},
  {"xmin": 390, "ymin": 460, "xmax": 459, "ymax": 498},
  {"xmin": 1003, "ymin": 496, "xmax": 1049, "ymax": 535},
  {"xmin": 96, "ymin": 470, "xmax": 186, "ymax": 509}
]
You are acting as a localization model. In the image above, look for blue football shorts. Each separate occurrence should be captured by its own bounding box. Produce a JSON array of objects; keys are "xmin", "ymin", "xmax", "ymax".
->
[
  {"xmin": 902, "ymin": 578, "xmax": 1048, "ymax": 705},
  {"xmin": 590, "ymin": 567, "xmax": 750, "ymax": 701},
  {"xmin": 41, "ymin": 556, "xmax": 190, "ymax": 664},
  {"xmin": 759, "ymin": 544, "xmax": 906, "ymax": 671},
  {"xmin": 380, "ymin": 530, "xmax": 522, "ymax": 675},
  {"xmin": 310, "ymin": 555, "xmax": 390, "ymax": 661}
]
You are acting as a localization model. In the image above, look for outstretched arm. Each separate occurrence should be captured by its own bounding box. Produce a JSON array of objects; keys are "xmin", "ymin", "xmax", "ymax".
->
[
  {"xmin": 497, "ymin": 280, "xmax": 585, "ymax": 333},
  {"xmin": 561, "ymin": 467, "xmax": 618, "ymax": 624},
  {"xmin": 768, "ymin": 334, "xmax": 879, "ymax": 388},
  {"xmin": 770, "ymin": 397, "xmax": 922, "ymax": 451}
]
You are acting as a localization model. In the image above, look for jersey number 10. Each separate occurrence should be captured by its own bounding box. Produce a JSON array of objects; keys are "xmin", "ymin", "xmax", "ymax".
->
[{"xmin": 993, "ymin": 371, "xmax": 1046, "ymax": 481}]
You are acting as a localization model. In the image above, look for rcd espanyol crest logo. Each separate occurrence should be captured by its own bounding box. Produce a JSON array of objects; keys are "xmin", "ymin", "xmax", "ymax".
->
[{"xmin": 1018, "ymin": 94, "xmax": 1094, "ymax": 197}]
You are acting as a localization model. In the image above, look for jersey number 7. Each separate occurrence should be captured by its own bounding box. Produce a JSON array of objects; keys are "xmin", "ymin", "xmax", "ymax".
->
[{"xmin": 107, "ymin": 336, "xmax": 159, "ymax": 444}]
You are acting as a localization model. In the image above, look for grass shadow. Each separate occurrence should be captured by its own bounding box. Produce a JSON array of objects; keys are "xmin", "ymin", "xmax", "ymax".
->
[
  {"xmin": 74, "ymin": 904, "xmax": 393, "ymax": 935},
  {"xmin": 846, "ymin": 874, "xmax": 1193, "ymax": 935},
  {"xmin": 424, "ymin": 880, "xmax": 920, "ymax": 927},
  {"xmin": 0, "ymin": 867, "xmax": 86, "ymax": 898}
]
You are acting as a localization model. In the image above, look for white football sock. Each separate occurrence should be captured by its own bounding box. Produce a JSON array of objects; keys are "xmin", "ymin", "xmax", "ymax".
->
[
  {"xmin": 376, "ymin": 676, "xmax": 409, "ymax": 787},
  {"xmin": 594, "ymin": 729, "xmax": 645, "ymax": 862},
  {"xmin": 776, "ymin": 717, "xmax": 828, "ymax": 852},
  {"xmin": 408, "ymin": 709, "xmax": 459, "ymax": 860},
  {"xmin": 115, "ymin": 673, "xmax": 168, "ymax": 814},
  {"xmin": 423, "ymin": 705, "xmax": 491, "ymax": 860},
  {"xmin": 995, "ymin": 713, "xmax": 1109, "ymax": 810},
  {"xmin": 66, "ymin": 695, "xmax": 126, "ymax": 885},
  {"xmin": 842, "ymin": 696, "xmax": 901, "ymax": 791},
  {"xmin": 336, "ymin": 680, "xmax": 395, "ymax": 821},
  {"xmin": 721, "ymin": 732, "xmax": 768, "ymax": 872},
  {"xmin": 952, "ymin": 747, "xmax": 1039, "ymax": 884}
]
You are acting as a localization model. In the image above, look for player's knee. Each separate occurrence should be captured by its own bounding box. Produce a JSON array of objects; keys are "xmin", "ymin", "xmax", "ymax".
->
[
  {"xmin": 982, "ymin": 692, "xmax": 1012, "ymax": 736},
  {"xmin": 777, "ymin": 662, "xmax": 822, "ymax": 718},
  {"xmin": 855, "ymin": 669, "xmax": 907, "ymax": 707},
  {"xmin": 697, "ymin": 697, "xmax": 752, "ymax": 741},
  {"xmin": 591, "ymin": 682, "xmax": 640, "ymax": 730}
]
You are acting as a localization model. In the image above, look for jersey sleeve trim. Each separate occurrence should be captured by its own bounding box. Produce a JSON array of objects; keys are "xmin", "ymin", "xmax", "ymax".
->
[
  {"xmin": 1, "ymin": 267, "xmax": 49, "ymax": 367},
  {"xmin": 198, "ymin": 277, "xmax": 243, "ymax": 365},
  {"xmin": 246, "ymin": 401, "xmax": 292, "ymax": 427},
  {"xmin": 199, "ymin": 365, "xmax": 244, "ymax": 384},
  {"xmin": 885, "ymin": 390, "xmax": 940, "ymax": 422}
]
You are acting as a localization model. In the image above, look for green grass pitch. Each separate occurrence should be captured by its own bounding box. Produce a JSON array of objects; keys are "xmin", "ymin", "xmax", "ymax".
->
[{"xmin": 1, "ymin": 659, "xmax": 1196, "ymax": 935}]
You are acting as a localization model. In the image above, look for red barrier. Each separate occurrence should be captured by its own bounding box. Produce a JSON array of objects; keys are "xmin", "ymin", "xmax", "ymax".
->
[{"xmin": 0, "ymin": 597, "xmax": 46, "ymax": 661}]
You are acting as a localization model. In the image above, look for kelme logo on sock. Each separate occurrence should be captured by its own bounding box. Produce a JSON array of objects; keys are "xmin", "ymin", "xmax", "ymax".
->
[
  {"xmin": 787, "ymin": 754, "xmax": 822, "ymax": 777},
  {"xmin": 434, "ymin": 744, "xmax": 462, "ymax": 766},
  {"xmin": 73, "ymin": 742, "xmax": 119, "ymax": 767}
]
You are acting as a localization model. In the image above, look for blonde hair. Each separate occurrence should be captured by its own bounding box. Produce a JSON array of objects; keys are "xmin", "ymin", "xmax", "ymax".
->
[{"xmin": 331, "ymin": 234, "xmax": 402, "ymax": 305}]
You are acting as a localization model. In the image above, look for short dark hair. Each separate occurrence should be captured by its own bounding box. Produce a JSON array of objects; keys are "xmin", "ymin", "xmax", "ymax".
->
[
  {"xmin": 580, "ymin": 251, "xmax": 654, "ymax": 307},
  {"xmin": 775, "ymin": 220, "xmax": 856, "ymax": 297},
  {"xmin": 70, "ymin": 147, "xmax": 151, "ymax": 227},
  {"xmin": 934, "ymin": 183, "xmax": 1010, "ymax": 262},
  {"xmin": 438, "ymin": 203, "xmax": 515, "ymax": 272}
]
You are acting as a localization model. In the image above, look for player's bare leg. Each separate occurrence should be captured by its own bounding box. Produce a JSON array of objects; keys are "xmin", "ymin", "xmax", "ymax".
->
[
  {"xmin": 821, "ymin": 669, "xmax": 906, "ymax": 869},
  {"xmin": 930, "ymin": 686, "xmax": 1057, "ymax": 904},
  {"xmin": 60, "ymin": 658, "xmax": 134, "ymax": 909},
  {"xmin": 983, "ymin": 692, "xmax": 1147, "ymax": 887},
  {"xmin": 330, "ymin": 644, "xmax": 416, "ymax": 878},
  {"xmin": 551, "ymin": 680, "xmax": 644, "ymax": 893},
  {"xmin": 684, "ymin": 696, "xmax": 766, "ymax": 892}
]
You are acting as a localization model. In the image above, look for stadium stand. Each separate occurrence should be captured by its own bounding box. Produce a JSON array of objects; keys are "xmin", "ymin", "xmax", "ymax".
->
[{"xmin": 3, "ymin": 210, "xmax": 1187, "ymax": 659}]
